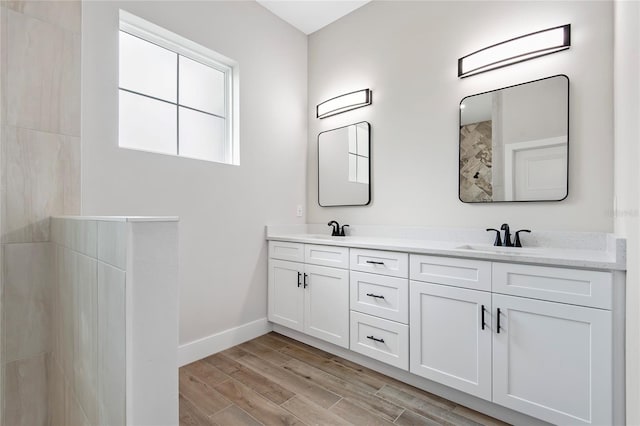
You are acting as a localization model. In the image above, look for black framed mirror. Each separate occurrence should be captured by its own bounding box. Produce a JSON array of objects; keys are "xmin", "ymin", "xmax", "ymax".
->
[
  {"xmin": 459, "ymin": 75, "xmax": 569, "ymax": 203},
  {"xmin": 318, "ymin": 121, "xmax": 371, "ymax": 207}
]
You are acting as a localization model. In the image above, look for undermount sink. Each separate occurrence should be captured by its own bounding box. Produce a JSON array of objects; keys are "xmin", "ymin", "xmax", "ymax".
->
[
  {"xmin": 303, "ymin": 234, "xmax": 345, "ymax": 240},
  {"xmin": 455, "ymin": 244, "xmax": 544, "ymax": 255}
]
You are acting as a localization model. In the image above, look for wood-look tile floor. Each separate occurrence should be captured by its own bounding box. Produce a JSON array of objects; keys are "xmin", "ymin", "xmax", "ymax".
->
[{"xmin": 179, "ymin": 332, "xmax": 510, "ymax": 426}]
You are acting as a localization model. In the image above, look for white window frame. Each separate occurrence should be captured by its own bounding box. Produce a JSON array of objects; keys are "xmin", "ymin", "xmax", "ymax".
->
[{"xmin": 118, "ymin": 10, "xmax": 240, "ymax": 165}]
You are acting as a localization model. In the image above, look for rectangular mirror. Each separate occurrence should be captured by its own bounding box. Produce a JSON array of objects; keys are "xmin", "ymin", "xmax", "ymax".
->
[
  {"xmin": 318, "ymin": 122, "xmax": 371, "ymax": 206},
  {"xmin": 459, "ymin": 75, "xmax": 569, "ymax": 203}
]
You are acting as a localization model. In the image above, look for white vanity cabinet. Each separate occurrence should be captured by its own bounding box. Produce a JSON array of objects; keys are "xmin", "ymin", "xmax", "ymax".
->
[
  {"xmin": 268, "ymin": 241, "xmax": 350, "ymax": 348},
  {"xmin": 492, "ymin": 293, "xmax": 612, "ymax": 425},
  {"xmin": 266, "ymin": 231, "xmax": 622, "ymax": 426},
  {"xmin": 409, "ymin": 281, "xmax": 493, "ymax": 400},
  {"xmin": 349, "ymin": 249, "xmax": 409, "ymax": 369},
  {"xmin": 409, "ymin": 254, "xmax": 614, "ymax": 426}
]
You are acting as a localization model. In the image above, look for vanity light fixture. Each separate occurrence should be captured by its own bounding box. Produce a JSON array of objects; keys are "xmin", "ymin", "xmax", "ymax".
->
[
  {"xmin": 316, "ymin": 89, "xmax": 372, "ymax": 119},
  {"xmin": 458, "ymin": 24, "xmax": 571, "ymax": 78}
]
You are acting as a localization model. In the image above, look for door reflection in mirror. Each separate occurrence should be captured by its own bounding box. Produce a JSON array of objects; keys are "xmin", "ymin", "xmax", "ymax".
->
[
  {"xmin": 459, "ymin": 75, "xmax": 569, "ymax": 203},
  {"xmin": 319, "ymin": 122, "xmax": 371, "ymax": 207}
]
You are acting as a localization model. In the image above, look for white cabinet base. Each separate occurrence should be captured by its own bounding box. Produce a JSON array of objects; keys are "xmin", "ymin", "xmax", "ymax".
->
[
  {"xmin": 409, "ymin": 281, "xmax": 492, "ymax": 400},
  {"xmin": 492, "ymin": 294, "xmax": 612, "ymax": 425},
  {"xmin": 350, "ymin": 311, "xmax": 408, "ymax": 369}
]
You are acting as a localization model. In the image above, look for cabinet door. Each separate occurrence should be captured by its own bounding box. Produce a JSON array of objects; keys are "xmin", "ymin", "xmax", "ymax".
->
[
  {"xmin": 268, "ymin": 259, "xmax": 304, "ymax": 331},
  {"xmin": 304, "ymin": 264, "xmax": 349, "ymax": 348},
  {"xmin": 492, "ymin": 294, "xmax": 612, "ymax": 425},
  {"xmin": 409, "ymin": 281, "xmax": 492, "ymax": 400}
]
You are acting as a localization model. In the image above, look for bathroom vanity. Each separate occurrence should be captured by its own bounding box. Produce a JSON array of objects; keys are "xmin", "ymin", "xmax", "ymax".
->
[{"xmin": 266, "ymin": 225, "xmax": 626, "ymax": 426}]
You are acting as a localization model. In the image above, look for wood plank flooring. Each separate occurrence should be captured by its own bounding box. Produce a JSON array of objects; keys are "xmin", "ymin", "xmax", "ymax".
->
[{"xmin": 179, "ymin": 332, "xmax": 510, "ymax": 426}]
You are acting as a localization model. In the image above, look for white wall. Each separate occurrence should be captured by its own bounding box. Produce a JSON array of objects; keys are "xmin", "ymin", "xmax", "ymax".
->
[
  {"xmin": 81, "ymin": 1, "xmax": 307, "ymax": 346},
  {"xmin": 613, "ymin": 1, "xmax": 640, "ymax": 424},
  {"xmin": 307, "ymin": 1, "xmax": 614, "ymax": 232}
]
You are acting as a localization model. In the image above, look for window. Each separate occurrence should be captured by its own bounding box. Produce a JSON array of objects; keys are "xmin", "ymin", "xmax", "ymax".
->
[{"xmin": 118, "ymin": 11, "xmax": 239, "ymax": 164}]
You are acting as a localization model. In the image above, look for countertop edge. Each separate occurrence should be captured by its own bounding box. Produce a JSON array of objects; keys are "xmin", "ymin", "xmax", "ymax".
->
[{"xmin": 266, "ymin": 235, "xmax": 626, "ymax": 271}]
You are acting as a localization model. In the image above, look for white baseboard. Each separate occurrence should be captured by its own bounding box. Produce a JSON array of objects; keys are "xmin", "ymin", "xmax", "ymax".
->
[{"xmin": 178, "ymin": 318, "xmax": 273, "ymax": 366}]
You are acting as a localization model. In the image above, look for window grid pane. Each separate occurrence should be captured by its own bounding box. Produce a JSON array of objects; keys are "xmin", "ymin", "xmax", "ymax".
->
[
  {"xmin": 118, "ymin": 27, "xmax": 233, "ymax": 164},
  {"xmin": 178, "ymin": 55, "xmax": 226, "ymax": 117}
]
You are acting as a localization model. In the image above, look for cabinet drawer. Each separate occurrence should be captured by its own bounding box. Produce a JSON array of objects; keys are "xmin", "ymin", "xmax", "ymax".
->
[
  {"xmin": 350, "ymin": 249, "xmax": 408, "ymax": 278},
  {"xmin": 410, "ymin": 255, "xmax": 491, "ymax": 291},
  {"xmin": 350, "ymin": 272, "xmax": 408, "ymax": 323},
  {"xmin": 492, "ymin": 263, "xmax": 613, "ymax": 309},
  {"xmin": 350, "ymin": 311, "xmax": 409, "ymax": 370},
  {"xmin": 304, "ymin": 244, "xmax": 349, "ymax": 269},
  {"xmin": 269, "ymin": 241, "xmax": 304, "ymax": 262}
]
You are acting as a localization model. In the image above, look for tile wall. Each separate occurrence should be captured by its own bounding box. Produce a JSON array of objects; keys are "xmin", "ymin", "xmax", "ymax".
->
[
  {"xmin": 49, "ymin": 218, "xmax": 127, "ymax": 426},
  {"xmin": 0, "ymin": 1, "xmax": 82, "ymax": 424}
]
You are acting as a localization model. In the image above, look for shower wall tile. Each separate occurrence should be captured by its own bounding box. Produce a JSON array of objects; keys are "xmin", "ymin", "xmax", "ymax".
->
[
  {"xmin": 6, "ymin": 9, "xmax": 80, "ymax": 136},
  {"xmin": 51, "ymin": 218, "xmax": 98, "ymax": 257},
  {"xmin": 4, "ymin": 352, "xmax": 50, "ymax": 426},
  {"xmin": 2, "ymin": 127, "xmax": 79, "ymax": 243},
  {"xmin": 56, "ymin": 246, "xmax": 75, "ymax": 383},
  {"xmin": 4, "ymin": 0, "xmax": 81, "ymax": 34},
  {"xmin": 73, "ymin": 253, "xmax": 98, "ymax": 424},
  {"xmin": 97, "ymin": 261, "xmax": 126, "ymax": 426},
  {"xmin": 98, "ymin": 221, "xmax": 127, "ymax": 269},
  {"xmin": 62, "ymin": 135, "xmax": 81, "ymax": 215},
  {"xmin": 3, "ymin": 242, "xmax": 52, "ymax": 362},
  {"xmin": 48, "ymin": 357, "xmax": 64, "ymax": 426}
]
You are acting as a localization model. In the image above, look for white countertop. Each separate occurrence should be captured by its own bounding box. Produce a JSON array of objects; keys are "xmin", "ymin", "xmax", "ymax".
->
[{"xmin": 266, "ymin": 225, "xmax": 626, "ymax": 271}]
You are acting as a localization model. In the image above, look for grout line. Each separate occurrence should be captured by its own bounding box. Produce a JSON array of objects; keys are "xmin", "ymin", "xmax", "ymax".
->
[{"xmin": 4, "ymin": 123, "xmax": 80, "ymax": 139}]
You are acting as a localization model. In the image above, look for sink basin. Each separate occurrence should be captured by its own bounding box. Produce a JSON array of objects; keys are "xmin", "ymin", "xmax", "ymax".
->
[
  {"xmin": 303, "ymin": 234, "xmax": 345, "ymax": 240},
  {"xmin": 455, "ymin": 244, "xmax": 543, "ymax": 255}
]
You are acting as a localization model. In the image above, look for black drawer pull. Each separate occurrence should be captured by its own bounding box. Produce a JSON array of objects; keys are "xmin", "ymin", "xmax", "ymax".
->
[
  {"xmin": 366, "ymin": 293, "xmax": 385, "ymax": 299},
  {"xmin": 366, "ymin": 260, "xmax": 385, "ymax": 265},
  {"xmin": 496, "ymin": 308, "xmax": 502, "ymax": 333},
  {"xmin": 366, "ymin": 335, "xmax": 385, "ymax": 343},
  {"xmin": 303, "ymin": 273, "xmax": 308, "ymax": 288},
  {"xmin": 481, "ymin": 304, "xmax": 486, "ymax": 330},
  {"xmin": 297, "ymin": 272, "xmax": 302, "ymax": 288}
]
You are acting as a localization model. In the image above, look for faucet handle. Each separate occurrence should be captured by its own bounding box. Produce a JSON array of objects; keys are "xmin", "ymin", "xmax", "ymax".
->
[
  {"xmin": 327, "ymin": 221, "xmax": 340, "ymax": 236},
  {"xmin": 486, "ymin": 228, "xmax": 502, "ymax": 247},
  {"xmin": 339, "ymin": 224, "xmax": 349, "ymax": 237},
  {"xmin": 514, "ymin": 229, "xmax": 531, "ymax": 247}
]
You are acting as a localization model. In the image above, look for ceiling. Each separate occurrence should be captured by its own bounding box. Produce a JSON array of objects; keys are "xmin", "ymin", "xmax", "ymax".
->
[{"xmin": 256, "ymin": 0, "xmax": 371, "ymax": 35}]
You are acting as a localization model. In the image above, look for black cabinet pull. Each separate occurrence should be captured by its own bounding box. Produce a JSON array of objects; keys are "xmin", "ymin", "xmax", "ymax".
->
[
  {"xmin": 496, "ymin": 308, "xmax": 502, "ymax": 334},
  {"xmin": 297, "ymin": 272, "xmax": 302, "ymax": 288},
  {"xmin": 303, "ymin": 273, "xmax": 308, "ymax": 288},
  {"xmin": 481, "ymin": 305, "xmax": 486, "ymax": 330},
  {"xmin": 366, "ymin": 260, "xmax": 385, "ymax": 265},
  {"xmin": 366, "ymin": 293, "xmax": 385, "ymax": 299},
  {"xmin": 366, "ymin": 335, "xmax": 385, "ymax": 343}
]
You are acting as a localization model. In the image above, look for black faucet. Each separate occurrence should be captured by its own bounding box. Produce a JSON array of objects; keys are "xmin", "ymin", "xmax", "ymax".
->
[
  {"xmin": 486, "ymin": 224, "xmax": 532, "ymax": 247},
  {"xmin": 327, "ymin": 221, "xmax": 349, "ymax": 237},
  {"xmin": 500, "ymin": 223, "xmax": 513, "ymax": 247},
  {"xmin": 486, "ymin": 228, "xmax": 502, "ymax": 246},
  {"xmin": 514, "ymin": 229, "xmax": 531, "ymax": 247},
  {"xmin": 328, "ymin": 221, "xmax": 340, "ymax": 236}
]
